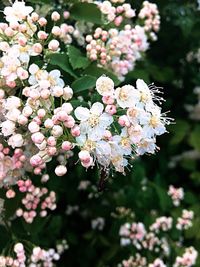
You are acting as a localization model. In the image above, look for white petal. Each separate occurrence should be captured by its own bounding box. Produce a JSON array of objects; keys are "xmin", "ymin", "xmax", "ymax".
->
[
  {"xmin": 29, "ymin": 64, "xmax": 39, "ymax": 74},
  {"xmin": 76, "ymin": 134, "xmax": 86, "ymax": 145},
  {"xmin": 90, "ymin": 102, "xmax": 104, "ymax": 115},
  {"xmin": 99, "ymin": 113, "xmax": 113, "ymax": 128},
  {"xmin": 88, "ymin": 127, "xmax": 104, "ymax": 141},
  {"xmin": 50, "ymin": 69, "xmax": 61, "ymax": 78},
  {"xmin": 74, "ymin": 107, "xmax": 90, "ymax": 121},
  {"xmin": 136, "ymin": 79, "xmax": 149, "ymax": 91}
]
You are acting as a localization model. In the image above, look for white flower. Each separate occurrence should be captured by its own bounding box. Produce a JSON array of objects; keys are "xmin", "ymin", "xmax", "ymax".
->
[
  {"xmin": 1, "ymin": 120, "xmax": 15, "ymax": 136},
  {"xmin": 28, "ymin": 64, "xmax": 64, "ymax": 90},
  {"xmin": 140, "ymin": 106, "xmax": 166, "ymax": 138},
  {"xmin": 96, "ymin": 76, "xmax": 115, "ymax": 96},
  {"xmin": 8, "ymin": 133, "xmax": 24, "ymax": 148},
  {"xmin": 136, "ymin": 79, "xmax": 153, "ymax": 107},
  {"xmin": 4, "ymin": 96, "xmax": 21, "ymax": 110},
  {"xmin": 149, "ymin": 259, "xmax": 166, "ymax": 267},
  {"xmin": 112, "ymin": 129, "xmax": 132, "ymax": 156},
  {"xmin": 115, "ymin": 85, "xmax": 140, "ymax": 108},
  {"xmin": 74, "ymin": 102, "xmax": 113, "ymax": 140},
  {"xmin": 136, "ymin": 138, "xmax": 157, "ymax": 155},
  {"xmin": 4, "ymin": 1, "xmax": 33, "ymax": 23},
  {"xmin": 6, "ymin": 108, "xmax": 21, "ymax": 122},
  {"xmin": 76, "ymin": 134, "xmax": 111, "ymax": 168}
]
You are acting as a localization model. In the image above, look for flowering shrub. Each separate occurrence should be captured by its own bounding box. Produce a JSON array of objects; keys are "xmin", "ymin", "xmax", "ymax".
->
[
  {"xmin": 0, "ymin": 0, "xmax": 199, "ymax": 266},
  {"xmin": 119, "ymin": 187, "xmax": 197, "ymax": 267}
]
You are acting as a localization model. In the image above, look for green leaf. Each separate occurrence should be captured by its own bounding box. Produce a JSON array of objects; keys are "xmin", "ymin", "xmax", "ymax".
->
[
  {"xmin": 70, "ymin": 3, "xmax": 103, "ymax": 24},
  {"xmin": 83, "ymin": 63, "xmax": 121, "ymax": 86},
  {"xmin": 126, "ymin": 68, "xmax": 150, "ymax": 84},
  {"xmin": 71, "ymin": 75, "xmax": 96, "ymax": 92},
  {"xmin": 68, "ymin": 45, "xmax": 90, "ymax": 70},
  {"xmin": 189, "ymin": 125, "xmax": 200, "ymax": 151},
  {"xmin": 169, "ymin": 120, "xmax": 190, "ymax": 145},
  {"xmin": 47, "ymin": 53, "xmax": 77, "ymax": 78}
]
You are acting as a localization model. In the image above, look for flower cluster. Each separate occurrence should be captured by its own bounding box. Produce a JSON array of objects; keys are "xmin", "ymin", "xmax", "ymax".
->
[
  {"xmin": 84, "ymin": 0, "xmax": 160, "ymax": 79},
  {"xmin": 14, "ymin": 179, "xmax": 56, "ymax": 223},
  {"xmin": 86, "ymin": 25, "xmax": 149, "ymax": 79},
  {"xmin": 0, "ymin": 72, "xmax": 170, "ymax": 185},
  {"xmin": 75, "ymin": 77, "xmax": 170, "ymax": 173},
  {"xmin": 0, "ymin": 1, "xmax": 164, "ymax": 186},
  {"xmin": 168, "ymin": 185, "xmax": 184, "ymax": 206},
  {"xmin": 119, "ymin": 198, "xmax": 196, "ymax": 267},
  {"xmin": 97, "ymin": 1, "xmax": 135, "ymax": 25},
  {"xmin": 176, "ymin": 209, "xmax": 194, "ymax": 230},
  {"xmin": 138, "ymin": 1, "xmax": 160, "ymax": 39},
  {"xmin": 174, "ymin": 247, "xmax": 198, "ymax": 267},
  {"xmin": 0, "ymin": 241, "xmax": 67, "ymax": 267},
  {"xmin": 0, "ymin": 143, "xmax": 26, "ymax": 187}
]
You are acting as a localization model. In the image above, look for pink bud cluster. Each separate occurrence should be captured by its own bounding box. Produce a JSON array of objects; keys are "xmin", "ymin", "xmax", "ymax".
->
[
  {"xmin": 168, "ymin": 185, "xmax": 184, "ymax": 206},
  {"xmin": 0, "ymin": 143, "xmax": 26, "ymax": 187},
  {"xmin": 15, "ymin": 179, "xmax": 56, "ymax": 223},
  {"xmin": 138, "ymin": 1, "xmax": 160, "ymax": 39},
  {"xmin": 0, "ymin": 241, "xmax": 66, "ymax": 266},
  {"xmin": 174, "ymin": 247, "xmax": 198, "ymax": 267},
  {"xmin": 122, "ymin": 254, "xmax": 147, "ymax": 267},
  {"xmin": 86, "ymin": 25, "xmax": 150, "ymax": 80},
  {"xmin": 176, "ymin": 209, "xmax": 194, "ymax": 230},
  {"xmin": 119, "ymin": 194, "xmax": 197, "ymax": 267},
  {"xmin": 98, "ymin": 1, "xmax": 135, "ymax": 25},
  {"xmin": 149, "ymin": 216, "xmax": 173, "ymax": 233},
  {"xmin": 1, "ymin": 74, "xmax": 170, "ymax": 178}
]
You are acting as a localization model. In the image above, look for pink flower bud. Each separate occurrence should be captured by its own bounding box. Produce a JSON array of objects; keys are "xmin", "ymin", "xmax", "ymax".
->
[
  {"xmin": 105, "ymin": 104, "xmax": 117, "ymax": 115},
  {"xmin": 18, "ymin": 37, "xmax": 27, "ymax": 46},
  {"xmin": 47, "ymin": 136, "xmax": 56, "ymax": 146},
  {"xmin": 118, "ymin": 115, "xmax": 130, "ymax": 127},
  {"xmin": 22, "ymin": 106, "xmax": 33, "ymax": 117},
  {"xmin": 31, "ymin": 12, "xmax": 39, "ymax": 22},
  {"xmin": 63, "ymin": 11, "xmax": 70, "ymax": 19},
  {"xmin": 51, "ymin": 11, "xmax": 60, "ymax": 21},
  {"xmin": 32, "ymin": 43, "xmax": 43, "ymax": 54},
  {"xmin": 57, "ymin": 111, "xmax": 68, "ymax": 122},
  {"xmin": 4, "ymin": 27, "xmax": 14, "ymax": 37},
  {"xmin": 34, "ymin": 167, "xmax": 42, "ymax": 175},
  {"xmin": 18, "ymin": 115, "xmax": 28, "ymax": 125},
  {"xmin": 71, "ymin": 125, "xmax": 80, "ymax": 137},
  {"xmin": 37, "ymin": 109, "xmax": 46, "ymax": 118},
  {"xmin": 81, "ymin": 156, "xmax": 93, "ymax": 168},
  {"xmin": 16, "ymin": 209, "xmax": 23, "ymax": 217},
  {"xmin": 30, "ymin": 155, "xmax": 43, "ymax": 167},
  {"xmin": 17, "ymin": 68, "xmax": 29, "ymax": 80},
  {"xmin": 55, "ymin": 165, "xmax": 67, "ymax": 176},
  {"xmin": 44, "ymin": 119, "xmax": 54, "ymax": 129},
  {"xmin": 48, "ymin": 40, "xmax": 60, "ymax": 51},
  {"xmin": 38, "ymin": 17, "xmax": 47, "ymax": 27},
  {"xmin": 6, "ymin": 189, "xmax": 15, "ymax": 199},
  {"xmin": 37, "ymin": 31, "xmax": 48, "ymax": 40},
  {"xmin": 114, "ymin": 16, "xmax": 123, "ymax": 26},
  {"xmin": 52, "ymin": 26, "xmax": 61, "ymax": 36},
  {"xmin": 62, "ymin": 141, "xmax": 72, "ymax": 151},
  {"xmin": 102, "ymin": 95, "xmax": 115, "ymax": 105},
  {"xmin": 47, "ymin": 146, "xmax": 57, "ymax": 156},
  {"xmin": 78, "ymin": 150, "xmax": 91, "ymax": 164},
  {"xmin": 40, "ymin": 89, "xmax": 50, "ymax": 99},
  {"xmin": 63, "ymin": 116, "xmax": 75, "ymax": 128},
  {"xmin": 6, "ymin": 80, "xmax": 16, "ymax": 88},
  {"xmin": 51, "ymin": 125, "xmax": 63, "ymax": 137}
]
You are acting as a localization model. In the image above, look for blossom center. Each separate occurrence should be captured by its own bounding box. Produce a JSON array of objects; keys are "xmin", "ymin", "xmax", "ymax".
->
[
  {"xmin": 119, "ymin": 88, "xmax": 128, "ymax": 101},
  {"xmin": 88, "ymin": 115, "xmax": 99, "ymax": 127},
  {"xmin": 149, "ymin": 116, "xmax": 159, "ymax": 127},
  {"xmin": 83, "ymin": 140, "xmax": 96, "ymax": 151}
]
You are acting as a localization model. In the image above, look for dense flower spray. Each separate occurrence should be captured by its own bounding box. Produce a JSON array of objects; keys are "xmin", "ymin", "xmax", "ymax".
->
[{"xmin": 0, "ymin": 1, "xmax": 175, "ymax": 265}]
